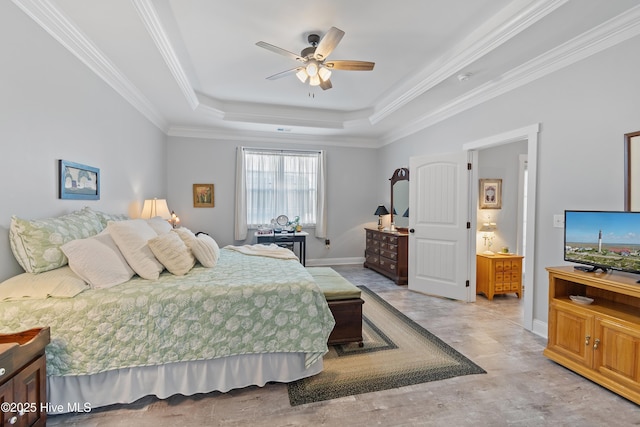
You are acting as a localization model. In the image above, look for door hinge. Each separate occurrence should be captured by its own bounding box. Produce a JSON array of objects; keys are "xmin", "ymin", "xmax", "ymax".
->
[
  {"xmin": 466, "ymin": 222, "xmax": 471, "ymax": 229},
  {"xmin": 465, "ymin": 280, "xmax": 470, "ymax": 288},
  {"xmin": 467, "ymin": 162, "xmax": 472, "ymax": 170}
]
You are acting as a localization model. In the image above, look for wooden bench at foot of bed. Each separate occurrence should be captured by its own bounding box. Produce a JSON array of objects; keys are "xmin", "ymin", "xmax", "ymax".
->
[{"xmin": 307, "ymin": 267, "xmax": 364, "ymax": 347}]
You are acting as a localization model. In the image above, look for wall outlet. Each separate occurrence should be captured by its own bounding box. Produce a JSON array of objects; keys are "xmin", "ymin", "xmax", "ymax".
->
[
  {"xmin": 553, "ymin": 214, "xmax": 564, "ymax": 228},
  {"xmin": 325, "ymin": 239, "xmax": 330, "ymax": 249}
]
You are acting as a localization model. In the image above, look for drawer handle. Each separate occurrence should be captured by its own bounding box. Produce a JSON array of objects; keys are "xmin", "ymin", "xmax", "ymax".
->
[
  {"xmin": 593, "ymin": 338, "xmax": 600, "ymax": 350},
  {"xmin": 0, "ymin": 367, "xmax": 5, "ymax": 376},
  {"xmin": 585, "ymin": 335, "xmax": 590, "ymax": 346},
  {"xmin": 9, "ymin": 416, "xmax": 18, "ymax": 425}
]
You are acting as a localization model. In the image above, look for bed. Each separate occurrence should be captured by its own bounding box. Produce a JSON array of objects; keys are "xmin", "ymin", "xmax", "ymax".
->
[{"xmin": 0, "ymin": 208, "xmax": 335, "ymax": 413}]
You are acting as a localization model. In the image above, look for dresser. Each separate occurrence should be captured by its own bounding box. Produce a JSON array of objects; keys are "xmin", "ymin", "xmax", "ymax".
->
[
  {"xmin": 0, "ymin": 328, "xmax": 49, "ymax": 427},
  {"xmin": 364, "ymin": 228, "xmax": 408, "ymax": 285},
  {"xmin": 476, "ymin": 253, "xmax": 523, "ymax": 300}
]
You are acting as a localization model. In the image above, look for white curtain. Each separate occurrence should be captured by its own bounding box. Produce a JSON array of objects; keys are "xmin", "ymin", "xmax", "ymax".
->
[
  {"xmin": 234, "ymin": 147, "xmax": 327, "ymax": 240},
  {"xmin": 315, "ymin": 150, "xmax": 327, "ymax": 238},
  {"xmin": 234, "ymin": 147, "xmax": 248, "ymax": 240}
]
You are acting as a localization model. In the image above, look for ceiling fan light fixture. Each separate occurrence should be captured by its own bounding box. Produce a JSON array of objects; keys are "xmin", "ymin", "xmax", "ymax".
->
[
  {"xmin": 305, "ymin": 62, "xmax": 319, "ymax": 77},
  {"xmin": 318, "ymin": 66, "xmax": 331, "ymax": 81},
  {"xmin": 309, "ymin": 74, "xmax": 321, "ymax": 86},
  {"xmin": 296, "ymin": 69, "xmax": 308, "ymax": 83}
]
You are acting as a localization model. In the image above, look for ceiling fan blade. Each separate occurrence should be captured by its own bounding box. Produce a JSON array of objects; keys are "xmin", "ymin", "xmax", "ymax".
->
[
  {"xmin": 324, "ymin": 60, "xmax": 375, "ymax": 71},
  {"xmin": 313, "ymin": 27, "xmax": 345, "ymax": 61},
  {"xmin": 256, "ymin": 41, "xmax": 305, "ymax": 62},
  {"xmin": 266, "ymin": 67, "xmax": 303, "ymax": 80},
  {"xmin": 320, "ymin": 78, "xmax": 332, "ymax": 90}
]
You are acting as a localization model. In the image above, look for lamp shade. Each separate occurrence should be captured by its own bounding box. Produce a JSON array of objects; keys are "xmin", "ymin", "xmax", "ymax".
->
[
  {"xmin": 479, "ymin": 222, "xmax": 497, "ymax": 232},
  {"xmin": 374, "ymin": 205, "xmax": 389, "ymax": 216},
  {"xmin": 140, "ymin": 198, "xmax": 172, "ymax": 219}
]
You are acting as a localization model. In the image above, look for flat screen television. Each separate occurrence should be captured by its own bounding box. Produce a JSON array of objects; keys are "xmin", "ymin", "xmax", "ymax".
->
[{"xmin": 564, "ymin": 210, "xmax": 640, "ymax": 275}]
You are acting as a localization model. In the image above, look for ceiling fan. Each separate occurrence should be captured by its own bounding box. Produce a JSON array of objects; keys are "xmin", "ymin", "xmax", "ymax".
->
[{"xmin": 256, "ymin": 27, "xmax": 375, "ymax": 90}]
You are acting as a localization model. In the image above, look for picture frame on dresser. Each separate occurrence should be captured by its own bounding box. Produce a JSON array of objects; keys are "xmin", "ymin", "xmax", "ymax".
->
[{"xmin": 59, "ymin": 159, "xmax": 100, "ymax": 200}]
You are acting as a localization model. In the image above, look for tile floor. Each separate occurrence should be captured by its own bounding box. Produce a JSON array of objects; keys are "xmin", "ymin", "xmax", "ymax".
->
[{"xmin": 48, "ymin": 265, "xmax": 640, "ymax": 426}]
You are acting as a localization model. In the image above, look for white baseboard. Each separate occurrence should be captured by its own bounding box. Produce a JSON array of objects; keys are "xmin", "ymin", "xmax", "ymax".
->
[
  {"xmin": 532, "ymin": 319, "xmax": 548, "ymax": 339},
  {"xmin": 305, "ymin": 257, "xmax": 365, "ymax": 267}
]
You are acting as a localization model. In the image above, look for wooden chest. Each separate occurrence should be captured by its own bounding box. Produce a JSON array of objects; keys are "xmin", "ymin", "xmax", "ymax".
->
[{"xmin": 476, "ymin": 253, "xmax": 524, "ymax": 300}]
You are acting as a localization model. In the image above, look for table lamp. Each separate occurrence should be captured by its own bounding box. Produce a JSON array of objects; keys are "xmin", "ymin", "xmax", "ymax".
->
[{"xmin": 374, "ymin": 205, "xmax": 389, "ymax": 230}]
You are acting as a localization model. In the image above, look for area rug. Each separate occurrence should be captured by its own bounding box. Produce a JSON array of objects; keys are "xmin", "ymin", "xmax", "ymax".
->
[{"xmin": 287, "ymin": 285, "xmax": 485, "ymax": 406}]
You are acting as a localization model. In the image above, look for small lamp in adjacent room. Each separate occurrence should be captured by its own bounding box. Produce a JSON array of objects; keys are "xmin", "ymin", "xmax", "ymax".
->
[
  {"xmin": 480, "ymin": 222, "xmax": 497, "ymax": 254},
  {"xmin": 374, "ymin": 205, "xmax": 389, "ymax": 231},
  {"xmin": 140, "ymin": 198, "xmax": 172, "ymax": 220}
]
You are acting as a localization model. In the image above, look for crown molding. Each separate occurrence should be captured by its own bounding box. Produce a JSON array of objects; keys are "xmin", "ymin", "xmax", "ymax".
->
[
  {"xmin": 11, "ymin": 0, "xmax": 168, "ymax": 132},
  {"xmin": 369, "ymin": 0, "xmax": 569, "ymax": 125},
  {"xmin": 13, "ymin": 0, "xmax": 640, "ymax": 147},
  {"xmin": 381, "ymin": 4, "xmax": 640, "ymax": 145},
  {"xmin": 132, "ymin": 0, "xmax": 199, "ymax": 110},
  {"xmin": 167, "ymin": 126, "xmax": 378, "ymax": 149}
]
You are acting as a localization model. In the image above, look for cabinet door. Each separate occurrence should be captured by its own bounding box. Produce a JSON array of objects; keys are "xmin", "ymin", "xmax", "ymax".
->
[
  {"xmin": 594, "ymin": 317, "xmax": 640, "ymax": 393},
  {"xmin": 0, "ymin": 380, "xmax": 16, "ymax": 427},
  {"xmin": 12, "ymin": 355, "xmax": 46, "ymax": 427},
  {"xmin": 548, "ymin": 302, "xmax": 594, "ymax": 367}
]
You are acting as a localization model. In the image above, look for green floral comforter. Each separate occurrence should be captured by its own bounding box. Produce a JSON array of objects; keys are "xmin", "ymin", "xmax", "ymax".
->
[{"xmin": 0, "ymin": 249, "xmax": 335, "ymax": 376}]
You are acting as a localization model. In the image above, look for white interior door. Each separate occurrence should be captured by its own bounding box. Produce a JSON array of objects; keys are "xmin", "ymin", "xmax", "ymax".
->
[{"xmin": 408, "ymin": 151, "xmax": 474, "ymax": 301}]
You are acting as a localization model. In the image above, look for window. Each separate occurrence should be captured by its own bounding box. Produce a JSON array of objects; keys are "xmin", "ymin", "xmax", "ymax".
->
[
  {"xmin": 243, "ymin": 148, "xmax": 320, "ymax": 227},
  {"xmin": 235, "ymin": 147, "xmax": 327, "ymax": 241}
]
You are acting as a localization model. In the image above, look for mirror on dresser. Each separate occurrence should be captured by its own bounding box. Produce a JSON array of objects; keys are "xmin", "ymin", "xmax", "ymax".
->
[{"xmin": 390, "ymin": 167, "xmax": 409, "ymax": 231}]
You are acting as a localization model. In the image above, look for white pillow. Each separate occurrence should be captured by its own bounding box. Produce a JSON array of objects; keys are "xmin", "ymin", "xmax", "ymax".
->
[
  {"xmin": 146, "ymin": 216, "xmax": 172, "ymax": 235},
  {"xmin": 61, "ymin": 231, "xmax": 134, "ymax": 289},
  {"xmin": 148, "ymin": 233, "xmax": 195, "ymax": 276},
  {"xmin": 173, "ymin": 227, "xmax": 197, "ymax": 246},
  {"xmin": 107, "ymin": 219, "xmax": 164, "ymax": 280},
  {"xmin": 191, "ymin": 234, "xmax": 220, "ymax": 268},
  {"xmin": 0, "ymin": 266, "xmax": 89, "ymax": 301}
]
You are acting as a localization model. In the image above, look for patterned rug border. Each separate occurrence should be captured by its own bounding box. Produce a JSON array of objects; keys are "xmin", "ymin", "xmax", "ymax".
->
[
  {"xmin": 333, "ymin": 314, "xmax": 398, "ymax": 356},
  {"xmin": 287, "ymin": 285, "xmax": 486, "ymax": 406}
]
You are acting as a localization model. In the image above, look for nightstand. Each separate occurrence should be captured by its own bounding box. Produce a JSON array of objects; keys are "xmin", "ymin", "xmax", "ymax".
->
[
  {"xmin": 0, "ymin": 327, "xmax": 50, "ymax": 427},
  {"xmin": 476, "ymin": 253, "xmax": 524, "ymax": 300}
]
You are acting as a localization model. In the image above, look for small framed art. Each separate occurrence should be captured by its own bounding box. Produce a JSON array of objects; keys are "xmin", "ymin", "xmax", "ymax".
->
[
  {"xmin": 193, "ymin": 183, "xmax": 214, "ymax": 207},
  {"xmin": 59, "ymin": 159, "xmax": 100, "ymax": 200},
  {"xmin": 479, "ymin": 179, "xmax": 502, "ymax": 209}
]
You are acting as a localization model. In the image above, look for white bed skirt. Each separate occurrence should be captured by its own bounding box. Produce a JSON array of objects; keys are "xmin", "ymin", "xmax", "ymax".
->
[{"xmin": 47, "ymin": 352, "xmax": 323, "ymax": 414}]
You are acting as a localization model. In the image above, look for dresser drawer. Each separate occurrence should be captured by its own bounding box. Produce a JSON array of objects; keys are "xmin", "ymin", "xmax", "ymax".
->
[
  {"xmin": 365, "ymin": 253, "xmax": 380, "ymax": 265},
  {"xmin": 379, "ymin": 248, "xmax": 398, "ymax": 261},
  {"xmin": 378, "ymin": 257, "xmax": 398, "ymax": 274}
]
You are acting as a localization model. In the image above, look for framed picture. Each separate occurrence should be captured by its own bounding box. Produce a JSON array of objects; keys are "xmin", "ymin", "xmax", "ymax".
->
[
  {"xmin": 59, "ymin": 159, "xmax": 100, "ymax": 200},
  {"xmin": 479, "ymin": 179, "xmax": 502, "ymax": 209},
  {"xmin": 193, "ymin": 183, "xmax": 214, "ymax": 207},
  {"xmin": 625, "ymin": 131, "xmax": 640, "ymax": 211}
]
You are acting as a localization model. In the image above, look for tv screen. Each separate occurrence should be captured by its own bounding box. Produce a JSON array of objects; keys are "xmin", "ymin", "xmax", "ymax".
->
[{"xmin": 564, "ymin": 210, "xmax": 640, "ymax": 273}]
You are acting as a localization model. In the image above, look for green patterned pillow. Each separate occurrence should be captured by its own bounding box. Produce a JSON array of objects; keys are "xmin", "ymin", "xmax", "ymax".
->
[
  {"xmin": 93, "ymin": 210, "xmax": 129, "ymax": 228},
  {"xmin": 9, "ymin": 207, "xmax": 104, "ymax": 273}
]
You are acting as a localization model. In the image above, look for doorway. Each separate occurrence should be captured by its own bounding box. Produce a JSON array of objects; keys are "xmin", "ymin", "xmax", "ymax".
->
[{"xmin": 463, "ymin": 124, "xmax": 539, "ymax": 332}]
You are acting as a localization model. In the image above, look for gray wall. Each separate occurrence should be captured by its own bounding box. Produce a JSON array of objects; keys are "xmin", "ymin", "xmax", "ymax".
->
[
  {"xmin": 165, "ymin": 137, "xmax": 379, "ymax": 264},
  {"xmin": 378, "ymin": 34, "xmax": 640, "ymax": 326},
  {"xmin": 0, "ymin": 2, "xmax": 167, "ymax": 281}
]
